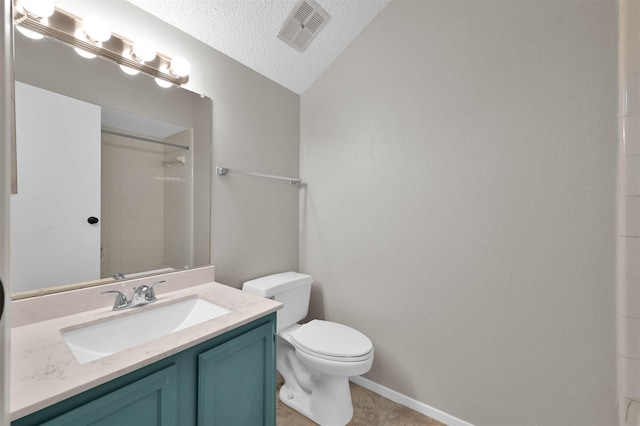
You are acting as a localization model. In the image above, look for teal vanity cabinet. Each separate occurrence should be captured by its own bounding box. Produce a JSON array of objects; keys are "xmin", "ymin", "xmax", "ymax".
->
[{"xmin": 12, "ymin": 313, "xmax": 276, "ymax": 426}]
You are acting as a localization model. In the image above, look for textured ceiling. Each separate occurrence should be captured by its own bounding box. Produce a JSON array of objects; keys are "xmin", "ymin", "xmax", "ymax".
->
[{"xmin": 125, "ymin": 0, "xmax": 391, "ymax": 94}]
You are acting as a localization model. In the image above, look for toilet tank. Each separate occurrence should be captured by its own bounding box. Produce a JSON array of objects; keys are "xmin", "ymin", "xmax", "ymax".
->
[{"xmin": 242, "ymin": 272, "xmax": 312, "ymax": 331}]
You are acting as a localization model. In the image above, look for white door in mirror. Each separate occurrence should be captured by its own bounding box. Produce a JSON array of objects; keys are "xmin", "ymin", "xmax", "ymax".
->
[{"xmin": 12, "ymin": 82, "xmax": 101, "ymax": 292}]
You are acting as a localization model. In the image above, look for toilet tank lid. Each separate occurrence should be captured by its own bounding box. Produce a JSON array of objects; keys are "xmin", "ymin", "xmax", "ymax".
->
[{"xmin": 242, "ymin": 271, "xmax": 312, "ymax": 297}]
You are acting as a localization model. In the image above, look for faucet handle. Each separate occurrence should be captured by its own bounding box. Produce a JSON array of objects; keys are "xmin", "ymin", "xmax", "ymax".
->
[
  {"xmin": 146, "ymin": 280, "xmax": 166, "ymax": 302},
  {"xmin": 101, "ymin": 290, "xmax": 129, "ymax": 310}
]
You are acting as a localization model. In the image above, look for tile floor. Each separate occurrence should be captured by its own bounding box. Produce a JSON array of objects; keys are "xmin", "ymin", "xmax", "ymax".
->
[{"xmin": 276, "ymin": 374, "xmax": 445, "ymax": 426}]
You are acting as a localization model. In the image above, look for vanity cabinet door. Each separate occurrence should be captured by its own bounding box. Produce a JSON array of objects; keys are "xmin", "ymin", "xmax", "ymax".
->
[
  {"xmin": 12, "ymin": 314, "xmax": 276, "ymax": 426},
  {"xmin": 198, "ymin": 321, "xmax": 276, "ymax": 426},
  {"xmin": 40, "ymin": 365, "xmax": 178, "ymax": 426}
]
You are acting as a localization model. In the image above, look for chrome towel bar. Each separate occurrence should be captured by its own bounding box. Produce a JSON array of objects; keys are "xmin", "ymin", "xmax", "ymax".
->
[{"xmin": 216, "ymin": 167, "xmax": 301, "ymax": 184}]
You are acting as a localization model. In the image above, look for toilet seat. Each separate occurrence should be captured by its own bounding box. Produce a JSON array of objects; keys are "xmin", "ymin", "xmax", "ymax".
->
[{"xmin": 291, "ymin": 320, "xmax": 373, "ymax": 362}]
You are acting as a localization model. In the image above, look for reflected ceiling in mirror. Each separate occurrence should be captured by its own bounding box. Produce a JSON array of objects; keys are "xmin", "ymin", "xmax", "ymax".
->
[{"xmin": 12, "ymin": 30, "xmax": 212, "ymax": 299}]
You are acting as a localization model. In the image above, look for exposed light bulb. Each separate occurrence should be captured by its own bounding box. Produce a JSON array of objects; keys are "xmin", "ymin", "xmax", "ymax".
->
[
  {"xmin": 132, "ymin": 39, "xmax": 156, "ymax": 62},
  {"xmin": 119, "ymin": 64, "xmax": 140, "ymax": 76},
  {"xmin": 82, "ymin": 15, "xmax": 111, "ymax": 43},
  {"xmin": 119, "ymin": 48, "xmax": 140, "ymax": 75},
  {"xmin": 16, "ymin": 24, "xmax": 44, "ymax": 40},
  {"xmin": 21, "ymin": 0, "xmax": 54, "ymax": 19},
  {"xmin": 169, "ymin": 56, "xmax": 191, "ymax": 78},
  {"xmin": 155, "ymin": 65, "xmax": 172, "ymax": 88},
  {"xmin": 74, "ymin": 47, "xmax": 96, "ymax": 59},
  {"xmin": 73, "ymin": 29, "xmax": 97, "ymax": 59},
  {"xmin": 155, "ymin": 77, "xmax": 173, "ymax": 88}
]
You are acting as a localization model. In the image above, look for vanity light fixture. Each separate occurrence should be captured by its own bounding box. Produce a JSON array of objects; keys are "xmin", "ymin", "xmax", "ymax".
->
[
  {"xmin": 82, "ymin": 15, "xmax": 111, "ymax": 44},
  {"xmin": 19, "ymin": 0, "xmax": 54, "ymax": 20},
  {"xmin": 155, "ymin": 66, "xmax": 173, "ymax": 88},
  {"xmin": 154, "ymin": 78, "xmax": 173, "ymax": 89},
  {"xmin": 170, "ymin": 56, "xmax": 191, "ymax": 78},
  {"xmin": 14, "ymin": 0, "xmax": 54, "ymax": 40},
  {"xmin": 74, "ymin": 14, "xmax": 110, "ymax": 58},
  {"xmin": 13, "ymin": 2, "xmax": 190, "ymax": 87},
  {"xmin": 73, "ymin": 43, "xmax": 97, "ymax": 59},
  {"xmin": 119, "ymin": 47, "xmax": 140, "ymax": 75},
  {"xmin": 153, "ymin": 56, "xmax": 192, "ymax": 88},
  {"xmin": 119, "ymin": 64, "xmax": 140, "ymax": 76},
  {"xmin": 132, "ymin": 38, "xmax": 156, "ymax": 63},
  {"xmin": 15, "ymin": 22, "xmax": 44, "ymax": 39}
]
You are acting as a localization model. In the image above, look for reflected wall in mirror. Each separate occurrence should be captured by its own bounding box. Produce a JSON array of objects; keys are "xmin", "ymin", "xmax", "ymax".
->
[{"xmin": 12, "ymin": 33, "xmax": 212, "ymax": 298}]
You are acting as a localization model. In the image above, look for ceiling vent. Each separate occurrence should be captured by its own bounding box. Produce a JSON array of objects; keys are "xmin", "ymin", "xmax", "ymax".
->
[{"xmin": 277, "ymin": 0, "xmax": 330, "ymax": 52}]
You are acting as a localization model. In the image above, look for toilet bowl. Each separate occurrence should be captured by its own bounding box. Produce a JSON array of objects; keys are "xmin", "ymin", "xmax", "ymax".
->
[
  {"xmin": 243, "ymin": 272, "xmax": 374, "ymax": 426},
  {"xmin": 289, "ymin": 320, "xmax": 373, "ymax": 376}
]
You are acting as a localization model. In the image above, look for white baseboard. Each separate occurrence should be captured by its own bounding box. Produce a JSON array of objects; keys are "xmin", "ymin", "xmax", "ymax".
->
[{"xmin": 349, "ymin": 376, "xmax": 474, "ymax": 426}]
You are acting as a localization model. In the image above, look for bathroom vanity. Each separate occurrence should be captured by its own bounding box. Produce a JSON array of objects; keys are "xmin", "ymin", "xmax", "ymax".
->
[{"xmin": 9, "ymin": 267, "xmax": 281, "ymax": 426}]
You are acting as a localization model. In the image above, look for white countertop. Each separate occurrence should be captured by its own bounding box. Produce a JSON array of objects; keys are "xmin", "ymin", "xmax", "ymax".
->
[{"xmin": 10, "ymin": 281, "xmax": 281, "ymax": 421}]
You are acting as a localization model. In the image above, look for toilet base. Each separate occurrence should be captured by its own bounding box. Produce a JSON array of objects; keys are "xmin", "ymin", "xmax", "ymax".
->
[{"xmin": 279, "ymin": 373, "xmax": 354, "ymax": 426}]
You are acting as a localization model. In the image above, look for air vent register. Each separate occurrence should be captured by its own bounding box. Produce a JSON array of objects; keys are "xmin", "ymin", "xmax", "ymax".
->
[{"xmin": 277, "ymin": 0, "xmax": 330, "ymax": 52}]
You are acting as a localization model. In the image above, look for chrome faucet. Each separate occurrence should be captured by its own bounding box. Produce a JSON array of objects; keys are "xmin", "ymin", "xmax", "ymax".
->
[
  {"xmin": 101, "ymin": 290, "xmax": 129, "ymax": 310},
  {"xmin": 101, "ymin": 280, "xmax": 165, "ymax": 310}
]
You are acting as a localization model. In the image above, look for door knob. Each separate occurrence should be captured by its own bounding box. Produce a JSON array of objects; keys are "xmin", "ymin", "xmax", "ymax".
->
[{"xmin": 87, "ymin": 216, "xmax": 99, "ymax": 224}]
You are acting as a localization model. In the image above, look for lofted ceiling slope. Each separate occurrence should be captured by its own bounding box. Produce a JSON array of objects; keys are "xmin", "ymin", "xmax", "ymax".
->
[{"xmin": 126, "ymin": 0, "xmax": 391, "ymax": 94}]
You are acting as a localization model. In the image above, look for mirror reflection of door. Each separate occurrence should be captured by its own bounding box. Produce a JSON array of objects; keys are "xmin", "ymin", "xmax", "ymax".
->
[
  {"xmin": 12, "ymin": 82, "xmax": 194, "ymax": 293},
  {"xmin": 12, "ymin": 82, "xmax": 101, "ymax": 292}
]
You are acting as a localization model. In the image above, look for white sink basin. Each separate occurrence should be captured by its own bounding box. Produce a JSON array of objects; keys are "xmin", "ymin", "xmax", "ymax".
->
[{"xmin": 62, "ymin": 297, "xmax": 231, "ymax": 364}]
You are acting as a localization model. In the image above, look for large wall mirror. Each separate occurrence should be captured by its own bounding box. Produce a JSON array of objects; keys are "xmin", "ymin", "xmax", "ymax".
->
[{"xmin": 12, "ymin": 31, "xmax": 212, "ymax": 299}]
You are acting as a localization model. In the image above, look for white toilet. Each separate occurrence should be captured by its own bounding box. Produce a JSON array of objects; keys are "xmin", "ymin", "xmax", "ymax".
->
[{"xmin": 243, "ymin": 271, "xmax": 374, "ymax": 426}]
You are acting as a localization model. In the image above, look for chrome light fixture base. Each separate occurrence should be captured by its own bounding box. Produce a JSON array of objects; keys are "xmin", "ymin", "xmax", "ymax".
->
[{"xmin": 14, "ymin": 6, "xmax": 189, "ymax": 86}]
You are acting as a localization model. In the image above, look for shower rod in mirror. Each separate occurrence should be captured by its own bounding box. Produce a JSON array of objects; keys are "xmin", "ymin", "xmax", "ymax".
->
[
  {"xmin": 101, "ymin": 129, "xmax": 190, "ymax": 151},
  {"xmin": 13, "ymin": 0, "xmax": 191, "ymax": 87}
]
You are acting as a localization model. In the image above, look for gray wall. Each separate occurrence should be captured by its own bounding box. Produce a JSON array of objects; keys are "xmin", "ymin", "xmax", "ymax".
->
[{"xmin": 300, "ymin": 1, "xmax": 617, "ymax": 425}]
